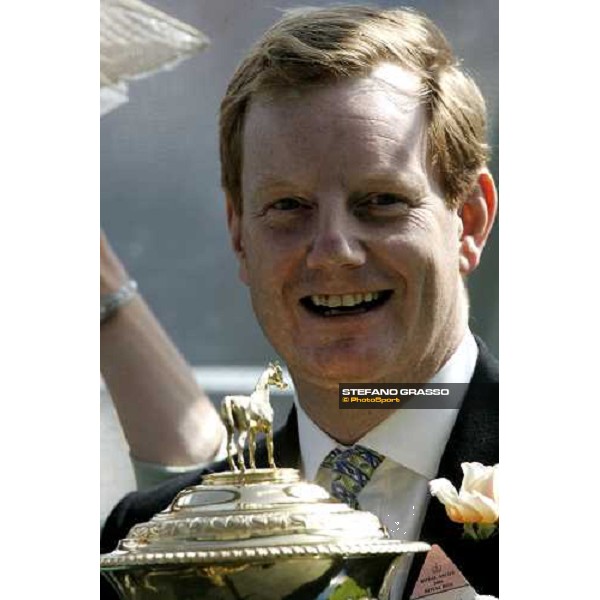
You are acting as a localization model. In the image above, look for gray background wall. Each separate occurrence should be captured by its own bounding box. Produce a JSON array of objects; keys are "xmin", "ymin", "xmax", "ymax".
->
[{"xmin": 101, "ymin": 0, "xmax": 498, "ymax": 366}]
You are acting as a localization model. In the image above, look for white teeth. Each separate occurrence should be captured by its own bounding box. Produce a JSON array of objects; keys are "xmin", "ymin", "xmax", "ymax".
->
[
  {"xmin": 309, "ymin": 292, "xmax": 383, "ymax": 308},
  {"xmin": 329, "ymin": 295, "xmax": 342, "ymax": 307}
]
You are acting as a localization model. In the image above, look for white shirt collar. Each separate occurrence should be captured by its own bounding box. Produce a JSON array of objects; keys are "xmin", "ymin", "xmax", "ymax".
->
[{"xmin": 295, "ymin": 331, "xmax": 479, "ymax": 481}]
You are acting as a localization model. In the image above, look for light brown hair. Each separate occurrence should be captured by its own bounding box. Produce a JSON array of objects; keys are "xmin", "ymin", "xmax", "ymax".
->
[{"xmin": 220, "ymin": 5, "xmax": 490, "ymax": 212}]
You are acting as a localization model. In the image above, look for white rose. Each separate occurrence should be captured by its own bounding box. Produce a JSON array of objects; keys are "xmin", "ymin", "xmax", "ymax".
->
[{"xmin": 429, "ymin": 462, "xmax": 499, "ymax": 524}]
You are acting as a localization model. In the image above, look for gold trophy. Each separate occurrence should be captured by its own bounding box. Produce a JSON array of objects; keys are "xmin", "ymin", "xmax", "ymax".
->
[{"xmin": 101, "ymin": 363, "xmax": 430, "ymax": 599}]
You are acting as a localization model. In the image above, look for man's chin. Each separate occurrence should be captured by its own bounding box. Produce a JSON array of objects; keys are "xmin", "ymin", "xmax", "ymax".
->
[{"xmin": 291, "ymin": 347, "xmax": 392, "ymax": 387}]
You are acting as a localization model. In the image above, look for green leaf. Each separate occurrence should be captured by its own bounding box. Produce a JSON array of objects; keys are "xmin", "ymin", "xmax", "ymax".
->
[
  {"xmin": 329, "ymin": 577, "xmax": 372, "ymax": 600},
  {"xmin": 476, "ymin": 522, "xmax": 498, "ymax": 540},
  {"xmin": 462, "ymin": 522, "xmax": 498, "ymax": 541},
  {"xmin": 462, "ymin": 522, "xmax": 478, "ymax": 540}
]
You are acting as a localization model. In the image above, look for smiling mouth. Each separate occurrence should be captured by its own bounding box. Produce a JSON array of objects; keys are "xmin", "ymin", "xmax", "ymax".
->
[{"xmin": 300, "ymin": 290, "xmax": 393, "ymax": 317}]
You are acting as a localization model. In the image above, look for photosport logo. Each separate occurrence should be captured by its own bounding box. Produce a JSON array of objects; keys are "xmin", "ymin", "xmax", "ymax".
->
[{"xmin": 338, "ymin": 383, "xmax": 471, "ymax": 409}]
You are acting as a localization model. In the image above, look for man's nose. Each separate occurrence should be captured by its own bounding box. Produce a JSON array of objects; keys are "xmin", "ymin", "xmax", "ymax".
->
[{"xmin": 306, "ymin": 210, "xmax": 366, "ymax": 270}]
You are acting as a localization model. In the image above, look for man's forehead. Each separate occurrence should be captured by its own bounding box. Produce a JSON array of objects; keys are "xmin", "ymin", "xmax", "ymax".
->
[{"xmin": 240, "ymin": 63, "xmax": 431, "ymax": 200}]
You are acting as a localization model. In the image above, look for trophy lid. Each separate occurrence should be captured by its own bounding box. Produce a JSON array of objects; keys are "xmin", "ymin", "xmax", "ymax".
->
[{"xmin": 101, "ymin": 468, "xmax": 429, "ymax": 569}]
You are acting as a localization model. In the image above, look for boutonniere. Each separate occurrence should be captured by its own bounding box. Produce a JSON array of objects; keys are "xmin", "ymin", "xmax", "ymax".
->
[{"xmin": 429, "ymin": 462, "xmax": 498, "ymax": 540}]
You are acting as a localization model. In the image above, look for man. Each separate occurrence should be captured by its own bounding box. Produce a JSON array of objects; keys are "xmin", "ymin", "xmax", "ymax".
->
[{"xmin": 101, "ymin": 6, "xmax": 498, "ymax": 598}]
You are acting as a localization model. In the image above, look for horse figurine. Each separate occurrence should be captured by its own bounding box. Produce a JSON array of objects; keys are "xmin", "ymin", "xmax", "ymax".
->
[{"xmin": 220, "ymin": 361, "xmax": 288, "ymax": 473}]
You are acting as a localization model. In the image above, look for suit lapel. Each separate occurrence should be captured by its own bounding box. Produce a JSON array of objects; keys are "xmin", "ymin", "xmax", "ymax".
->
[{"xmin": 403, "ymin": 337, "xmax": 499, "ymax": 598}]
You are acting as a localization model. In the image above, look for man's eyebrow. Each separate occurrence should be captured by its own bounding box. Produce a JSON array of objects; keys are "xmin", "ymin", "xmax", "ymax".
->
[
  {"xmin": 356, "ymin": 173, "xmax": 428, "ymax": 199},
  {"xmin": 248, "ymin": 173, "xmax": 429, "ymax": 203},
  {"xmin": 248, "ymin": 176, "xmax": 300, "ymax": 201}
]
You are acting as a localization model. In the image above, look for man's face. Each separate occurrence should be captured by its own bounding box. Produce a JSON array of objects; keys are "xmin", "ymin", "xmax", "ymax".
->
[{"xmin": 228, "ymin": 64, "xmax": 469, "ymax": 388}]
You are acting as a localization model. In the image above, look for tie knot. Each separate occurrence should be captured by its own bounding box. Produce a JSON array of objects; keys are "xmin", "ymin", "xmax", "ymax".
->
[{"xmin": 318, "ymin": 444, "xmax": 385, "ymax": 509}]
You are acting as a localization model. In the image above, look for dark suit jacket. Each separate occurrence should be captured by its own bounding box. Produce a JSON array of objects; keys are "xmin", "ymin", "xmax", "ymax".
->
[{"xmin": 101, "ymin": 338, "xmax": 498, "ymax": 598}]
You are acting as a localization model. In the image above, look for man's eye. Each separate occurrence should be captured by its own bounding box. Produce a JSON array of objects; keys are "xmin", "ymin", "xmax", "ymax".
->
[
  {"xmin": 367, "ymin": 193, "xmax": 406, "ymax": 206},
  {"xmin": 271, "ymin": 197, "xmax": 303, "ymax": 211},
  {"xmin": 353, "ymin": 193, "xmax": 410, "ymax": 220}
]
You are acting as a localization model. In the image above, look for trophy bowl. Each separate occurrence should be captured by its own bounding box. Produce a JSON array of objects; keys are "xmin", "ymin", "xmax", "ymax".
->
[{"xmin": 101, "ymin": 468, "xmax": 429, "ymax": 599}]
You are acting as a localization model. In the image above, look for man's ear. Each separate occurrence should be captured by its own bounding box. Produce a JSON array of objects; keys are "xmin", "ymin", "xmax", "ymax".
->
[
  {"xmin": 458, "ymin": 170, "xmax": 498, "ymax": 275},
  {"xmin": 225, "ymin": 194, "xmax": 249, "ymax": 285}
]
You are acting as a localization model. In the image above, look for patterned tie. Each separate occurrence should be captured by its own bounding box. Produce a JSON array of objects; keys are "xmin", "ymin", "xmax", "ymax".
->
[{"xmin": 316, "ymin": 444, "xmax": 385, "ymax": 509}]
